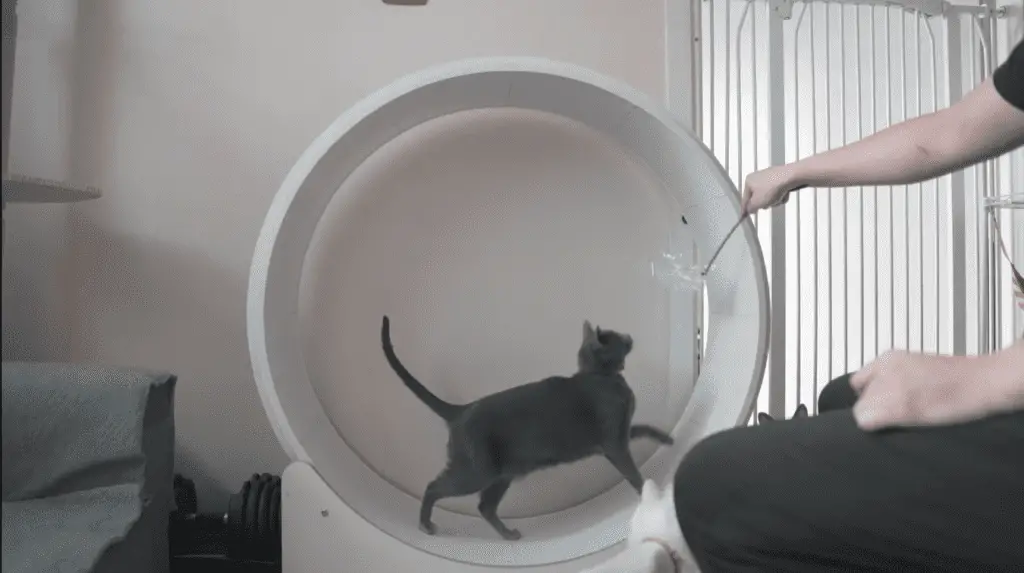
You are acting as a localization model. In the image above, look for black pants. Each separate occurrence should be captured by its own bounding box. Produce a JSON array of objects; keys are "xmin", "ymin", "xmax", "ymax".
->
[{"xmin": 673, "ymin": 374, "xmax": 1024, "ymax": 572}]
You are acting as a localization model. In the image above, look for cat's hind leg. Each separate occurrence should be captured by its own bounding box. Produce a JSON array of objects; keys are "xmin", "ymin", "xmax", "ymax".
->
[
  {"xmin": 478, "ymin": 478, "xmax": 520, "ymax": 540},
  {"xmin": 603, "ymin": 446, "xmax": 645, "ymax": 494},
  {"xmin": 420, "ymin": 467, "xmax": 488, "ymax": 536}
]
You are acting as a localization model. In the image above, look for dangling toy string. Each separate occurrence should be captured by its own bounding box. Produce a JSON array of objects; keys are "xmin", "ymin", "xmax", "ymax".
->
[{"xmin": 702, "ymin": 213, "xmax": 749, "ymax": 276}]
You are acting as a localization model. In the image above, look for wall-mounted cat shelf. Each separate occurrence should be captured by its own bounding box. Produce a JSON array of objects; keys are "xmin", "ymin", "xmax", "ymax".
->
[{"xmin": 2, "ymin": 174, "xmax": 102, "ymax": 205}]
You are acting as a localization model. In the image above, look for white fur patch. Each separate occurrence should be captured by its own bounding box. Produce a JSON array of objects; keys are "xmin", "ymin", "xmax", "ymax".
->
[{"xmin": 579, "ymin": 480, "xmax": 694, "ymax": 573}]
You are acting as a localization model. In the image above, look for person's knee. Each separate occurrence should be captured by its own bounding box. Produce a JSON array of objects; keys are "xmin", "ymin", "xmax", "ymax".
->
[
  {"xmin": 673, "ymin": 430, "xmax": 748, "ymax": 545},
  {"xmin": 818, "ymin": 372, "xmax": 858, "ymax": 412},
  {"xmin": 674, "ymin": 424, "xmax": 812, "ymax": 567}
]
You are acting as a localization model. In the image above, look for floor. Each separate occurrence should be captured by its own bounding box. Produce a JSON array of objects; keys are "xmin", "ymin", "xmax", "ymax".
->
[{"xmin": 171, "ymin": 555, "xmax": 278, "ymax": 573}]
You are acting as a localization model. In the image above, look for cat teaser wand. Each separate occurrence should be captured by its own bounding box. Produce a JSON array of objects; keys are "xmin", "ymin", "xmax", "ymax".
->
[{"xmin": 653, "ymin": 213, "xmax": 749, "ymax": 291}]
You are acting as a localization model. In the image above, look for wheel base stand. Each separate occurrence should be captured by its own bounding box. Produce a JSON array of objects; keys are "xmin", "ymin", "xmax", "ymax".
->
[{"xmin": 282, "ymin": 462, "xmax": 617, "ymax": 572}]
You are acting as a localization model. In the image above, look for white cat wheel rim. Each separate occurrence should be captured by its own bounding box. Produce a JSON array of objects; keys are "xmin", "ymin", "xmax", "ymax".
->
[{"xmin": 247, "ymin": 57, "xmax": 769, "ymax": 567}]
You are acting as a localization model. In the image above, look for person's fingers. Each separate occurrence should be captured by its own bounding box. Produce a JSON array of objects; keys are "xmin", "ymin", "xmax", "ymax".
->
[
  {"xmin": 852, "ymin": 387, "xmax": 889, "ymax": 431},
  {"xmin": 748, "ymin": 191, "xmax": 772, "ymax": 215},
  {"xmin": 849, "ymin": 360, "xmax": 875, "ymax": 393},
  {"xmin": 741, "ymin": 185, "xmax": 753, "ymax": 214}
]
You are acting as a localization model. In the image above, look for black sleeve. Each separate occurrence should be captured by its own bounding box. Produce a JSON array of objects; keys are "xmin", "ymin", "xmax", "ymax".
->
[{"xmin": 993, "ymin": 40, "xmax": 1024, "ymax": 112}]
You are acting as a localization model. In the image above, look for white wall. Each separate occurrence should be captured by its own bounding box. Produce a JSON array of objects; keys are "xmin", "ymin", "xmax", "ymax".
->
[{"xmin": 2, "ymin": 0, "xmax": 667, "ymax": 510}]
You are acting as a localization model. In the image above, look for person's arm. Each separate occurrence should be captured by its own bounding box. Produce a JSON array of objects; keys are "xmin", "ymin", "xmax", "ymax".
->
[
  {"xmin": 978, "ymin": 338, "xmax": 1024, "ymax": 414},
  {"xmin": 779, "ymin": 78, "xmax": 1024, "ymax": 190},
  {"xmin": 850, "ymin": 338, "xmax": 1024, "ymax": 430}
]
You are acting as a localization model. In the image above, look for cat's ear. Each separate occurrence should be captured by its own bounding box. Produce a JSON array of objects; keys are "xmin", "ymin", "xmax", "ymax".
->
[
  {"xmin": 583, "ymin": 320, "xmax": 597, "ymax": 343},
  {"xmin": 793, "ymin": 404, "xmax": 809, "ymax": 418},
  {"xmin": 757, "ymin": 412, "xmax": 774, "ymax": 425}
]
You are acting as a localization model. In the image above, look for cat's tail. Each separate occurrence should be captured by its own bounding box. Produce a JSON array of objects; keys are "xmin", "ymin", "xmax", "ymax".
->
[
  {"xmin": 629, "ymin": 425, "xmax": 674, "ymax": 445},
  {"xmin": 381, "ymin": 315, "xmax": 463, "ymax": 422}
]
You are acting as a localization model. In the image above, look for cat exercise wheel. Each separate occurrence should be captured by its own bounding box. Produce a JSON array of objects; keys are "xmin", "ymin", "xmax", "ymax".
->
[{"xmin": 247, "ymin": 57, "xmax": 769, "ymax": 572}]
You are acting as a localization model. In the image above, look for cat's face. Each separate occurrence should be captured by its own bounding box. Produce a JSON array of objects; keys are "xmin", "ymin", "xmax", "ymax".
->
[
  {"xmin": 626, "ymin": 480, "xmax": 684, "ymax": 549},
  {"xmin": 578, "ymin": 320, "xmax": 633, "ymax": 374},
  {"xmin": 757, "ymin": 403, "xmax": 809, "ymax": 424}
]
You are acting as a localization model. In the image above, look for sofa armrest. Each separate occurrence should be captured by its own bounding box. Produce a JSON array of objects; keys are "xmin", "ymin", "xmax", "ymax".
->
[
  {"xmin": 2, "ymin": 362, "xmax": 177, "ymax": 573},
  {"xmin": 1, "ymin": 362, "xmax": 176, "ymax": 501}
]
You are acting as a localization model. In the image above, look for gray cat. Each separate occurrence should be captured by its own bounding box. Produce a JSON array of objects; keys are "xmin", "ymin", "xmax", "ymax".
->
[{"xmin": 380, "ymin": 315, "xmax": 673, "ymax": 540}]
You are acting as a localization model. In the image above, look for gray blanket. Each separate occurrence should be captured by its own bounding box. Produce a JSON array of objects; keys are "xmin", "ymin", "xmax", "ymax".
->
[
  {"xmin": 2, "ymin": 362, "xmax": 176, "ymax": 573},
  {"xmin": 2, "ymin": 485, "xmax": 143, "ymax": 573}
]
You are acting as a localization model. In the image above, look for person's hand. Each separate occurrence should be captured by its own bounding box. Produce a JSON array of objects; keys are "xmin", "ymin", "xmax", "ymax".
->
[
  {"xmin": 850, "ymin": 349, "xmax": 994, "ymax": 430},
  {"xmin": 741, "ymin": 165, "xmax": 803, "ymax": 214}
]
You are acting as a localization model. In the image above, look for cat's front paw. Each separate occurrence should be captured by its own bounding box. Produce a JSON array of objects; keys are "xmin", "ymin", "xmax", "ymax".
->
[
  {"xmin": 419, "ymin": 521, "xmax": 437, "ymax": 536},
  {"xmin": 500, "ymin": 528, "xmax": 522, "ymax": 541}
]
